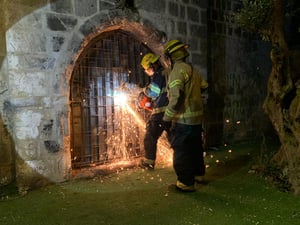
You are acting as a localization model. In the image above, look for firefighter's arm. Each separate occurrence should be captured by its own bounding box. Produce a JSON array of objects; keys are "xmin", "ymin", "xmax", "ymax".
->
[
  {"xmin": 144, "ymin": 81, "xmax": 161, "ymax": 99},
  {"xmin": 163, "ymin": 75, "xmax": 184, "ymax": 121}
]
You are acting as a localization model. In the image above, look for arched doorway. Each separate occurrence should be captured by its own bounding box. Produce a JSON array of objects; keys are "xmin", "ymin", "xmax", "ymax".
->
[{"xmin": 70, "ymin": 30, "xmax": 151, "ymax": 168}]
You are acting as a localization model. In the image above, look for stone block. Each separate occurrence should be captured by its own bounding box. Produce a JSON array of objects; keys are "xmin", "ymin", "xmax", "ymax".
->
[
  {"xmin": 74, "ymin": 0, "xmax": 98, "ymax": 17},
  {"xmin": 177, "ymin": 21, "xmax": 187, "ymax": 35},
  {"xmin": 50, "ymin": 0, "xmax": 73, "ymax": 14},
  {"xmin": 191, "ymin": 52, "xmax": 207, "ymax": 66},
  {"xmin": 180, "ymin": 5, "xmax": 186, "ymax": 19},
  {"xmin": 187, "ymin": 38, "xmax": 200, "ymax": 51},
  {"xmin": 44, "ymin": 140, "xmax": 60, "ymax": 153},
  {"xmin": 14, "ymin": 110, "xmax": 42, "ymax": 140},
  {"xmin": 201, "ymin": 9, "xmax": 207, "ymax": 24},
  {"xmin": 16, "ymin": 141, "xmax": 39, "ymax": 160},
  {"xmin": 47, "ymin": 13, "xmax": 77, "ymax": 31},
  {"xmin": 189, "ymin": 24, "xmax": 207, "ymax": 37},
  {"xmin": 137, "ymin": 0, "xmax": 166, "ymax": 14},
  {"xmin": 169, "ymin": 2, "xmax": 179, "ymax": 17},
  {"xmin": 187, "ymin": 6, "xmax": 199, "ymax": 22},
  {"xmin": 6, "ymin": 29, "xmax": 46, "ymax": 53},
  {"xmin": 9, "ymin": 97, "xmax": 41, "ymax": 108},
  {"xmin": 9, "ymin": 71, "xmax": 49, "ymax": 97},
  {"xmin": 192, "ymin": 0, "xmax": 208, "ymax": 8},
  {"xmin": 67, "ymin": 34, "xmax": 82, "ymax": 53},
  {"xmin": 99, "ymin": 1, "xmax": 115, "ymax": 10},
  {"xmin": 79, "ymin": 13, "xmax": 109, "ymax": 36},
  {"xmin": 7, "ymin": 54, "xmax": 56, "ymax": 70},
  {"xmin": 52, "ymin": 36, "xmax": 65, "ymax": 52}
]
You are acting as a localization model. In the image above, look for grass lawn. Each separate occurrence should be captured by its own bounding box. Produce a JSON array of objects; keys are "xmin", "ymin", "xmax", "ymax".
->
[{"xmin": 1, "ymin": 142, "xmax": 299, "ymax": 225}]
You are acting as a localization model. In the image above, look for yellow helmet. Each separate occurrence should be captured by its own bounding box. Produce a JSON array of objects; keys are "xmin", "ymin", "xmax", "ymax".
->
[
  {"xmin": 140, "ymin": 53, "xmax": 160, "ymax": 70},
  {"xmin": 164, "ymin": 39, "xmax": 189, "ymax": 56}
]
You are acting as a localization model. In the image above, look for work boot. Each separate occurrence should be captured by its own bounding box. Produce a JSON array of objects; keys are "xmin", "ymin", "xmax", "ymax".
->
[
  {"xmin": 175, "ymin": 180, "xmax": 195, "ymax": 192},
  {"xmin": 139, "ymin": 158, "xmax": 155, "ymax": 170}
]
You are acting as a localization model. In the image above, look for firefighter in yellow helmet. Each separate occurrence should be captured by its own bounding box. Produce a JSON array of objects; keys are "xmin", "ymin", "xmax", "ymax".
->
[
  {"xmin": 138, "ymin": 52, "xmax": 170, "ymax": 170},
  {"xmin": 163, "ymin": 39, "xmax": 208, "ymax": 192}
]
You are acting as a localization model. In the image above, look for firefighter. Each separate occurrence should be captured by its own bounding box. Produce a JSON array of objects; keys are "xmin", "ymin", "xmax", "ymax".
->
[
  {"xmin": 163, "ymin": 39, "xmax": 208, "ymax": 192},
  {"xmin": 138, "ymin": 52, "xmax": 169, "ymax": 170}
]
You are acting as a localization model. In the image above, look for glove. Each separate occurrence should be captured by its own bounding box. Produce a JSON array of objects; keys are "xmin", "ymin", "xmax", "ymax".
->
[{"xmin": 162, "ymin": 120, "xmax": 172, "ymax": 131}]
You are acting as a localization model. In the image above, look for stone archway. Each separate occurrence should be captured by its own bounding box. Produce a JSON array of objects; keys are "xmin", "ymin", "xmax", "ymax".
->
[
  {"xmin": 67, "ymin": 20, "xmax": 167, "ymax": 170},
  {"xmin": 69, "ymin": 29, "xmax": 151, "ymax": 168}
]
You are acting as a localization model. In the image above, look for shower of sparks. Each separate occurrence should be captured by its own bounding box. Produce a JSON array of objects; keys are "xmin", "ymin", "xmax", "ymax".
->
[{"xmin": 105, "ymin": 84, "xmax": 173, "ymax": 167}]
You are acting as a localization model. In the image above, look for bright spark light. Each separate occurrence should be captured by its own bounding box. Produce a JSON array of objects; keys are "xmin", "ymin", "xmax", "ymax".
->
[{"xmin": 114, "ymin": 91, "xmax": 128, "ymax": 106}]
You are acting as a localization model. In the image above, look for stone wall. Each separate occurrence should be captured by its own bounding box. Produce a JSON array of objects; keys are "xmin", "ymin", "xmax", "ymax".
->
[
  {"xmin": 0, "ymin": 0, "xmax": 275, "ymax": 190},
  {"xmin": 206, "ymin": 0, "xmax": 272, "ymax": 147},
  {"xmin": 0, "ymin": 0, "xmax": 208, "ymax": 190},
  {"xmin": 0, "ymin": 0, "xmax": 48, "ymax": 189}
]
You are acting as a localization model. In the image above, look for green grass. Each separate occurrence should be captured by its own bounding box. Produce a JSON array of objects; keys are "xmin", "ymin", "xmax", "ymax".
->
[{"xmin": 0, "ymin": 143, "xmax": 299, "ymax": 225}]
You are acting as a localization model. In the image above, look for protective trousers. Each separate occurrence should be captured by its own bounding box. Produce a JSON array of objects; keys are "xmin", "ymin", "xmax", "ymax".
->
[
  {"xmin": 143, "ymin": 114, "xmax": 165, "ymax": 161},
  {"xmin": 170, "ymin": 123, "xmax": 205, "ymax": 186}
]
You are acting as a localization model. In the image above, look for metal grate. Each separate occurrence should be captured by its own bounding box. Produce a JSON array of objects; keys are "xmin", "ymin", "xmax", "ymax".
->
[{"xmin": 70, "ymin": 30, "xmax": 151, "ymax": 168}]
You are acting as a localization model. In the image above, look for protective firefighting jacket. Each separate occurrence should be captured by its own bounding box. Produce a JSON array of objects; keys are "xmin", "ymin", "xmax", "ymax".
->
[
  {"xmin": 144, "ymin": 66, "xmax": 169, "ymax": 116},
  {"xmin": 163, "ymin": 60, "xmax": 208, "ymax": 125}
]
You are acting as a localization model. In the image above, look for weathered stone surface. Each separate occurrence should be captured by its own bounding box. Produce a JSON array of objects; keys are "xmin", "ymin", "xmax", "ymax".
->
[
  {"xmin": 8, "ymin": 71, "xmax": 49, "ymax": 96},
  {"xmin": 47, "ymin": 13, "xmax": 77, "ymax": 31},
  {"xmin": 74, "ymin": 0, "xmax": 98, "ymax": 17},
  {"xmin": 14, "ymin": 111, "xmax": 42, "ymax": 140},
  {"xmin": 177, "ymin": 21, "xmax": 187, "ymax": 35},
  {"xmin": 50, "ymin": 0, "xmax": 73, "ymax": 14},
  {"xmin": 9, "ymin": 97, "xmax": 43, "ymax": 108},
  {"xmin": 6, "ymin": 29, "xmax": 46, "ymax": 53},
  {"xmin": 0, "ymin": 80, "xmax": 8, "ymax": 95},
  {"xmin": 7, "ymin": 54, "xmax": 56, "ymax": 70},
  {"xmin": 189, "ymin": 24, "xmax": 207, "ymax": 37},
  {"xmin": 99, "ymin": 1, "xmax": 115, "ymax": 10},
  {"xmin": 15, "ymin": 140, "xmax": 39, "ymax": 160},
  {"xmin": 67, "ymin": 34, "xmax": 82, "ymax": 53},
  {"xmin": 44, "ymin": 140, "xmax": 60, "ymax": 153},
  {"xmin": 168, "ymin": 2, "xmax": 179, "ymax": 17},
  {"xmin": 52, "ymin": 36, "xmax": 65, "ymax": 52},
  {"xmin": 187, "ymin": 6, "xmax": 199, "ymax": 22},
  {"xmin": 79, "ymin": 13, "xmax": 110, "ymax": 36},
  {"xmin": 192, "ymin": 0, "xmax": 207, "ymax": 8},
  {"xmin": 136, "ymin": 0, "xmax": 166, "ymax": 13}
]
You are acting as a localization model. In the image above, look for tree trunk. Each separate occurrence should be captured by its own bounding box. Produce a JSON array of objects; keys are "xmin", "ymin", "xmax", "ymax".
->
[{"xmin": 263, "ymin": 0, "xmax": 300, "ymax": 194}]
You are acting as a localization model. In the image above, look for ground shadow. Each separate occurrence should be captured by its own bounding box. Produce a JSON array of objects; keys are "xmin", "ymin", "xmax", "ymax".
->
[{"xmin": 204, "ymin": 154, "xmax": 252, "ymax": 183}]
